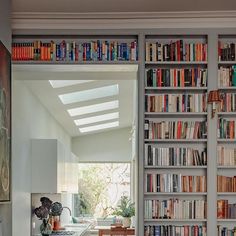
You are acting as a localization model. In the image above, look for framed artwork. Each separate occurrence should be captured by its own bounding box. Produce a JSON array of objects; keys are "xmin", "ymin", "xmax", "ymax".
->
[{"xmin": 0, "ymin": 41, "xmax": 11, "ymax": 202}]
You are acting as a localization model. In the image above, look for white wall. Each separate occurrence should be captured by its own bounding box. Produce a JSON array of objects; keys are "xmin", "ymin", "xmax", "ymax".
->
[
  {"xmin": 12, "ymin": 79, "xmax": 71, "ymax": 236},
  {"xmin": 72, "ymin": 127, "xmax": 132, "ymax": 162},
  {"xmin": 0, "ymin": 1, "xmax": 11, "ymax": 236}
]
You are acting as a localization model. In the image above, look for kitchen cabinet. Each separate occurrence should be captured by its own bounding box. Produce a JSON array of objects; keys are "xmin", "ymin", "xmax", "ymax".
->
[{"xmin": 31, "ymin": 139, "xmax": 78, "ymax": 193}]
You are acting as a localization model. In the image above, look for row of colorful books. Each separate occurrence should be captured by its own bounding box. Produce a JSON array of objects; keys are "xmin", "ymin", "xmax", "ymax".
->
[
  {"xmin": 146, "ymin": 174, "xmax": 206, "ymax": 193},
  {"xmin": 145, "ymin": 40, "xmax": 207, "ymax": 62},
  {"xmin": 218, "ymin": 118, "xmax": 236, "ymax": 139},
  {"xmin": 218, "ymin": 66, "xmax": 236, "ymax": 87},
  {"xmin": 218, "ymin": 147, "xmax": 236, "ymax": 166},
  {"xmin": 217, "ymin": 200, "xmax": 236, "ymax": 219},
  {"xmin": 144, "ymin": 199, "xmax": 206, "ymax": 219},
  {"xmin": 144, "ymin": 146, "xmax": 207, "ymax": 167},
  {"xmin": 145, "ymin": 94, "xmax": 207, "ymax": 113},
  {"xmin": 144, "ymin": 120, "xmax": 207, "ymax": 140},
  {"xmin": 218, "ymin": 226, "xmax": 236, "ymax": 236},
  {"xmin": 144, "ymin": 225, "xmax": 207, "ymax": 236},
  {"xmin": 12, "ymin": 40, "xmax": 138, "ymax": 61},
  {"xmin": 217, "ymin": 175, "xmax": 236, "ymax": 192},
  {"xmin": 218, "ymin": 42, "xmax": 236, "ymax": 61},
  {"xmin": 219, "ymin": 93, "xmax": 236, "ymax": 112},
  {"xmin": 146, "ymin": 68, "xmax": 207, "ymax": 88}
]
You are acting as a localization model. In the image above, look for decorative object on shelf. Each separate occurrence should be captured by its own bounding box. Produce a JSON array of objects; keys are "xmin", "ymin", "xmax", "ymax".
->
[
  {"xmin": 50, "ymin": 202, "xmax": 63, "ymax": 230},
  {"xmin": 112, "ymin": 196, "xmax": 135, "ymax": 228},
  {"xmin": 208, "ymin": 90, "xmax": 221, "ymax": 118},
  {"xmin": 0, "ymin": 41, "xmax": 11, "ymax": 202},
  {"xmin": 34, "ymin": 197, "xmax": 53, "ymax": 236},
  {"xmin": 40, "ymin": 219, "xmax": 52, "ymax": 236}
]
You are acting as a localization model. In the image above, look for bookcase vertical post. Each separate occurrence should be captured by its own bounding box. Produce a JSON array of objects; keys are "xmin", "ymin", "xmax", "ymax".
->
[
  {"xmin": 207, "ymin": 32, "xmax": 218, "ymax": 236},
  {"xmin": 138, "ymin": 33, "xmax": 145, "ymax": 236}
]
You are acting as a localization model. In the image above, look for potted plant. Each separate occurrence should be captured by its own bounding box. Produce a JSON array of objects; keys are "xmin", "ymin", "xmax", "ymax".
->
[
  {"xmin": 34, "ymin": 197, "xmax": 53, "ymax": 236},
  {"xmin": 113, "ymin": 196, "xmax": 135, "ymax": 228}
]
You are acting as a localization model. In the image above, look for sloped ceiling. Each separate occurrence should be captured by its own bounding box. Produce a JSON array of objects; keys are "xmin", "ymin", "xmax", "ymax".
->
[{"xmin": 12, "ymin": 0, "xmax": 236, "ymax": 13}]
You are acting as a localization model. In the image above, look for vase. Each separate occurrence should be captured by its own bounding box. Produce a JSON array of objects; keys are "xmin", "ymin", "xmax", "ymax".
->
[
  {"xmin": 122, "ymin": 217, "xmax": 131, "ymax": 228},
  {"xmin": 40, "ymin": 219, "xmax": 52, "ymax": 236}
]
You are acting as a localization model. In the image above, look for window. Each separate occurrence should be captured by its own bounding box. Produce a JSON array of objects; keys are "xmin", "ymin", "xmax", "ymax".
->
[{"xmin": 73, "ymin": 163, "xmax": 130, "ymax": 218}]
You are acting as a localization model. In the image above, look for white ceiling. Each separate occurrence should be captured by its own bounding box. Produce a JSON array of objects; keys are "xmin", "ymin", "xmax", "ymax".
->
[
  {"xmin": 12, "ymin": 0, "xmax": 236, "ymax": 13},
  {"xmin": 13, "ymin": 64, "xmax": 138, "ymax": 137}
]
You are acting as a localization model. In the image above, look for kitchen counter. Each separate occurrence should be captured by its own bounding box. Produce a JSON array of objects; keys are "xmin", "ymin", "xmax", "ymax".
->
[{"xmin": 33, "ymin": 223, "xmax": 91, "ymax": 236}]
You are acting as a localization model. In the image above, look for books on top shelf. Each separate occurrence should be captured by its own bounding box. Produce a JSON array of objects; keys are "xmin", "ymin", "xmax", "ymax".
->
[
  {"xmin": 144, "ymin": 225, "xmax": 207, "ymax": 236},
  {"xmin": 12, "ymin": 40, "xmax": 138, "ymax": 62},
  {"xmin": 218, "ymin": 118, "xmax": 236, "ymax": 139},
  {"xmin": 217, "ymin": 200, "xmax": 236, "ymax": 219},
  {"xmin": 145, "ymin": 40, "xmax": 207, "ymax": 62},
  {"xmin": 144, "ymin": 199, "xmax": 206, "ymax": 220},
  {"xmin": 145, "ymin": 120, "xmax": 207, "ymax": 140},
  {"xmin": 145, "ymin": 68, "xmax": 207, "ymax": 88},
  {"xmin": 218, "ymin": 66, "xmax": 236, "ymax": 87},
  {"xmin": 217, "ymin": 226, "xmax": 236, "ymax": 236},
  {"xmin": 218, "ymin": 146, "xmax": 236, "ymax": 166},
  {"xmin": 218, "ymin": 42, "xmax": 236, "ymax": 61},
  {"xmin": 145, "ymin": 174, "xmax": 206, "ymax": 193},
  {"xmin": 217, "ymin": 175, "xmax": 236, "ymax": 192},
  {"xmin": 145, "ymin": 94, "xmax": 207, "ymax": 113},
  {"xmin": 219, "ymin": 93, "xmax": 236, "ymax": 112}
]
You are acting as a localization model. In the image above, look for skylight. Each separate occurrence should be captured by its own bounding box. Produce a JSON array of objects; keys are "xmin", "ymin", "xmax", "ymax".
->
[
  {"xmin": 68, "ymin": 100, "xmax": 119, "ymax": 117},
  {"xmin": 49, "ymin": 80, "xmax": 94, "ymax": 88},
  {"xmin": 74, "ymin": 112, "xmax": 119, "ymax": 126},
  {"xmin": 59, "ymin": 84, "xmax": 119, "ymax": 104},
  {"xmin": 79, "ymin": 121, "xmax": 119, "ymax": 133}
]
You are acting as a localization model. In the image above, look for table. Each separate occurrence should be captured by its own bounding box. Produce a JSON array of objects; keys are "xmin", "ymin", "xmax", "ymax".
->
[{"xmin": 96, "ymin": 226, "xmax": 135, "ymax": 236}]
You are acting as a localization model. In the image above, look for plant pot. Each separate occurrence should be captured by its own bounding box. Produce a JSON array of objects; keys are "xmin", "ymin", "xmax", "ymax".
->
[
  {"xmin": 122, "ymin": 217, "xmax": 131, "ymax": 228},
  {"xmin": 40, "ymin": 219, "xmax": 52, "ymax": 236}
]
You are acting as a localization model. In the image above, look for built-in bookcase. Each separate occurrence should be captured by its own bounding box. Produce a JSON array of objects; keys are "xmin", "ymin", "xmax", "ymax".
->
[
  {"xmin": 217, "ymin": 35, "xmax": 236, "ymax": 236},
  {"xmin": 12, "ymin": 30, "xmax": 236, "ymax": 236},
  {"xmin": 144, "ymin": 35, "xmax": 208, "ymax": 236}
]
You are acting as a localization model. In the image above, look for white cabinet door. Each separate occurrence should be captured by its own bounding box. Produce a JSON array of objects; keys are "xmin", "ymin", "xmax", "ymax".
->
[{"xmin": 31, "ymin": 139, "xmax": 66, "ymax": 193}]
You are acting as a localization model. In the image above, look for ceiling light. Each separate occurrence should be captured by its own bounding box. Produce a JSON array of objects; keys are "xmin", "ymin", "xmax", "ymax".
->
[
  {"xmin": 79, "ymin": 121, "xmax": 119, "ymax": 133},
  {"xmin": 68, "ymin": 100, "xmax": 119, "ymax": 117},
  {"xmin": 49, "ymin": 80, "xmax": 94, "ymax": 88},
  {"xmin": 59, "ymin": 84, "xmax": 119, "ymax": 104},
  {"xmin": 74, "ymin": 112, "xmax": 119, "ymax": 126}
]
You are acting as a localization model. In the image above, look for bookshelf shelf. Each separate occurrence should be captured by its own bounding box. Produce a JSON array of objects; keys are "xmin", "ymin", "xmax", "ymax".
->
[
  {"xmin": 144, "ymin": 219, "xmax": 207, "ymax": 222},
  {"xmin": 145, "ymin": 112, "xmax": 207, "ymax": 117},
  {"xmin": 217, "ymin": 166, "xmax": 236, "ymax": 169},
  {"xmin": 145, "ymin": 61, "xmax": 208, "ymax": 65},
  {"xmin": 144, "ymin": 192, "xmax": 207, "ymax": 196},
  {"xmin": 217, "ymin": 219, "xmax": 236, "ymax": 222},
  {"xmin": 217, "ymin": 192, "xmax": 236, "ymax": 195},
  {"xmin": 13, "ymin": 60, "xmax": 139, "ymax": 65},
  {"xmin": 218, "ymin": 87, "xmax": 236, "ymax": 91},
  {"xmin": 218, "ymin": 61, "xmax": 236, "ymax": 65},
  {"xmin": 217, "ymin": 139, "xmax": 236, "ymax": 143},
  {"xmin": 144, "ymin": 139, "xmax": 207, "ymax": 143},
  {"xmin": 218, "ymin": 112, "xmax": 236, "ymax": 116},
  {"xmin": 144, "ymin": 166, "xmax": 207, "ymax": 169},
  {"xmin": 145, "ymin": 87, "xmax": 208, "ymax": 91}
]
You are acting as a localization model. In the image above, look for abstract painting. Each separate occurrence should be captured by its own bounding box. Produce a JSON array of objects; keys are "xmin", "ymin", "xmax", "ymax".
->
[{"xmin": 0, "ymin": 41, "xmax": 11, "ymax": 201}]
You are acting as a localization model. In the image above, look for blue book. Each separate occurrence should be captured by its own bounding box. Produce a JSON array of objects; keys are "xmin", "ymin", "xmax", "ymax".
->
[{"xmin": 155, "ymin": 226, "xmax": 160, "ymax": 236}]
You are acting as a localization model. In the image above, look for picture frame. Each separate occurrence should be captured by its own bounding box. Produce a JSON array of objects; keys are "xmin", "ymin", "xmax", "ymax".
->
[{"xmin": 0, "ymin": 41, "xmax": 11, "ymax": 202}]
